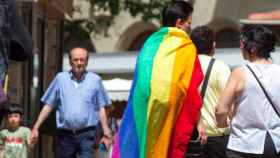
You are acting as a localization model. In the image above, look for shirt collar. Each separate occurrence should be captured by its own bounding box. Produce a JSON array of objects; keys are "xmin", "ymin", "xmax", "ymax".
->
[{"xmin": 69, "ymin": 70, "xmax": 88, "ymax": 82}]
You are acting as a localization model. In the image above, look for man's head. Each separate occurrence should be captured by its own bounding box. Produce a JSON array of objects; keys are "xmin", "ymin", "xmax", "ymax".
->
[
  {"xmin": 5, "ymin": 103, "xmax": 23, "ymax": 129},
  {"xmin": 191, "ymin": 26, "xmax": 215, "ymax": 56},
  {"xmin": 162, "ymin": 0, "xmax": 193, "ymax": 33},
  {"xmin": 69, "ymin": 47, "xmax": 89, "ymax": 78}
]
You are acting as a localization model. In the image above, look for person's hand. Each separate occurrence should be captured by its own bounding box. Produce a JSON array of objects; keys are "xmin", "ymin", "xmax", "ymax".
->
[
  {"xmin": 103, "ymin": 127, "xmax": 112, "ymax": 137},
  {"xmin": 197, "ymin": 120, "xmax": 207, "ymax": 145},
  {"xmin": 0, "ymin": 145, "xmax": 4, "ymax": 158},
  {"xmin": 29, "ymin": 128, "xmax": 39, "ymax": 145},
  {"xmin": 101, "ymin": 127, "xmax": 113, "ymax": 150},
  {"xmin": 215, "ymin": 107, "xmax": 229, "ymax": 128},
  {"xmin": 100, "ymin": 135, "xmax": 113, "ymax": 150}
]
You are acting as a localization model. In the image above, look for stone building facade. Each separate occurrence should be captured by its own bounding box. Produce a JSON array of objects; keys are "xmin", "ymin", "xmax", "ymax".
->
[{"xmin": 70, "ymin": 0, "xmax": 280, "ymax": 52}]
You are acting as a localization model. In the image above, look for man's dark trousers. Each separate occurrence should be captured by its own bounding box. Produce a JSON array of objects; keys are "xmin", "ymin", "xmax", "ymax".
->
[
  {"xmin": 202, "ymin": 135, "xmax": 229, "ymax": 158},
  {"xmin": 56, "ymin": 127, "xmax": 96, "ymax": 158}
]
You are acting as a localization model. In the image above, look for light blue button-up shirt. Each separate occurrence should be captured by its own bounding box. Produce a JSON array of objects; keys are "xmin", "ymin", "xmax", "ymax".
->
[{"xmin": 41, "ymin": 71, "xmax": 111, "ymax": 130}]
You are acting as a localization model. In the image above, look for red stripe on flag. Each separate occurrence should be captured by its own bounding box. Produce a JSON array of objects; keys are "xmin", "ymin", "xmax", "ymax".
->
[{"xmin": 168, "ymin": 56, "xmax": 204, "ymax": 158}]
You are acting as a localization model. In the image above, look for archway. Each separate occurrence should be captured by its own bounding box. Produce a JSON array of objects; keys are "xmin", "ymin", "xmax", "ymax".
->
[
  {"xmin": 215, "ymin": 28, "xmax": 240, "ymax": 48},
  {"xmin": 207, "ymin": 18, "xmax": 240, "ymax": 48},
  {"xmin": 115, "ymin": 21, "xmax": 158, "ymax": 51},
  {"xmin": 63, "ymin": 20, "xmax": 96, "ymax": 53}
]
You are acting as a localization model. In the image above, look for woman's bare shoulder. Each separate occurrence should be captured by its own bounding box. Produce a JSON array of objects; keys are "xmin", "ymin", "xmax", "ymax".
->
[
  {"xmin": 230, "ymin": 66, "xmax": 246, "ymax": 93},
  {"xmin": 231, "ymin": 66, "xmax": 245, "ymax": 78}
]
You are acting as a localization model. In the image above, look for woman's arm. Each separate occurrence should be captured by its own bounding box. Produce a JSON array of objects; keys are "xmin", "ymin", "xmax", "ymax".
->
[{"xmin": 215, "ymin": 67, "xmax": 245, "ymax": 127}]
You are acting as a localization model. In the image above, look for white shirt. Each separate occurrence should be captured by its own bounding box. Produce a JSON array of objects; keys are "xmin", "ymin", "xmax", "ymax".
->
[{"xmin": 228, "ymin": 63, "xmax": 280, "ymax": 154}]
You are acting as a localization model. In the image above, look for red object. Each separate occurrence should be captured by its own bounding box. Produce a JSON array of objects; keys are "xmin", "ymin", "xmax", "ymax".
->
[{"xmin": 168, "ymin": 56, "xmax": 204, "ymax": 158}]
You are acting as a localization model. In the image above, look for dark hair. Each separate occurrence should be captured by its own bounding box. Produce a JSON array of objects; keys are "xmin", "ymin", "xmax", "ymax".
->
[
  {"xmin": 240, "ymin": 26, "xmax": 276, "ymax": 59},
  {"xmin": 191, "ymin": 26, "xmax": 215, "ymax": 55},
  {"xmin": 5, "ymin": 103, "xmax": 23, "ymax": 116},
  {"xmin": 162, "ymin": 0, "xmax": 193, "ymax": 27}
]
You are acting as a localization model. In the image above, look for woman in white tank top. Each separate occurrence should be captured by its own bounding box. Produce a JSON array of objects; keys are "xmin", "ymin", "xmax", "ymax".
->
[{"xmin": 215, "ymin": 26, "xmax": 280, "ymax": 158}]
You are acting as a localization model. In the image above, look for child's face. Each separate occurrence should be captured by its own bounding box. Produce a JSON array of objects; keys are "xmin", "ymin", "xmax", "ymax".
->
[{"xmin": 7, "ymin": 113, "xmax": 21, "ymax": 129}]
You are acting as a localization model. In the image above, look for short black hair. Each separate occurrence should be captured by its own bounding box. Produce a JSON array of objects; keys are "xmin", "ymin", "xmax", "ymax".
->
[
  {"xmin": 5, "ymin": 103, "xmax": 23, "ymax": 116},
  {"xmin": 191, "ymin": 26, "xmax": 215, "ymax": 55},
  {"xmin": 240, "ymin": 26, "xmax": 276, "ymax": 59},
  {"xmin": 162, "ymin": 0, "xmax": 193, "ymax": 27}
]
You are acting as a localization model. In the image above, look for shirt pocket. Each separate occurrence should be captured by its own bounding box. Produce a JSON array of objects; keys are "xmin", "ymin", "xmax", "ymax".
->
[{"xmin": 83, "ymin": 87, "xmax": 100, "ymax": 111}]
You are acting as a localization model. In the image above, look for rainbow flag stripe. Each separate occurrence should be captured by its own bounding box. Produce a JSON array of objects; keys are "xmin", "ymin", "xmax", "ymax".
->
[{"xmin": 111, "ymin": 27, "xmax": 203, "ymax": 158}]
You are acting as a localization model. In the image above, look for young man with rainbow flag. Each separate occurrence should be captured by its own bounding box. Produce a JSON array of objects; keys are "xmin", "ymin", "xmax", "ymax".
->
[{"xmin": 111, "ymin": 1, "xmax": 204, "ymax": 158}]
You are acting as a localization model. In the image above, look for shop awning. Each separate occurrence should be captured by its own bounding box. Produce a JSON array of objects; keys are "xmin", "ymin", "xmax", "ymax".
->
[
  {"xmin": 102, "ymin": 78, "xmax": 132, "ymax": 101},
  {"xmin": 240, "ymin": 19, "xmax": 280, "ymax": 25}
]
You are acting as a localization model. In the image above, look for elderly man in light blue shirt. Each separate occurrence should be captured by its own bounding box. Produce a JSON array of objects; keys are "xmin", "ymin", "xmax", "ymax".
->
[{"xmin": 30, "ymin": 47, "xmax": 112, "ymax": 158}]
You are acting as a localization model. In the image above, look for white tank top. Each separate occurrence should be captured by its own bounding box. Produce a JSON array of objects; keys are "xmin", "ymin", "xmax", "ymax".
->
[{"xmin": 228, "ymin": 63, "xmax": 280, "ymax": 154}]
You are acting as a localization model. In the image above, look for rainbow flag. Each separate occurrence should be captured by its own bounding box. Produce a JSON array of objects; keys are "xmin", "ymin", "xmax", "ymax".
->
[{"xmin": 111, "ymin": 27, "xmax": 203, "ymax": 158}]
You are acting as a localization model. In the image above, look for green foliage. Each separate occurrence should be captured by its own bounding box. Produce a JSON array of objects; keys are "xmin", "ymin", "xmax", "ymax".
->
[
  {"xmin": 63, "ymin": 0, "xmax": 171, "ymax": 52},
  {"xmin": 124, "ymin": 0, "xmax": 166, "ymax": 21},
  {"xmin": 86, "ymin": 0, "xmax": 167, "ymax": 21},
  {"xmin": 88, "ymin": 0, "xmax": 121, "ymax": 15},
  {"xmin": 63, "ymin": 20, "xmax": 96, "ymax": 52},
  {"xmin": 65, "ymin": 0, "xmax": 169, "ymax": 36}
]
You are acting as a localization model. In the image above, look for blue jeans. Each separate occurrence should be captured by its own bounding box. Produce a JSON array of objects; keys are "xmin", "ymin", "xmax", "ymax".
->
[{"xmin": 57, "ymin": 129, "xmax": 96, "ymax": 158}]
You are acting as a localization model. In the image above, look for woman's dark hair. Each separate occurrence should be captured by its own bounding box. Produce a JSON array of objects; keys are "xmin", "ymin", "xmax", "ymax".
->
[
  {"xmin": 5, "ymin": 103, "xmax": 23, "ymax": 116},
  {"xmin": 240, "ymin": 26, "xmax": 276, "ymax": 59},
  {"xmin": 191, "ymin": 26, "xmax": 215, "ymax": 55},
  {"xmin": 162, "ymin": 0, "xmax": 193, "ymax": 27}
]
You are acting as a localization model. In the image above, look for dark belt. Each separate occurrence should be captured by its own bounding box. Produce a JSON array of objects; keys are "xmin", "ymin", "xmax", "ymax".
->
[
  {"xmin": 207, "ymin": 135, "xmax": 229, "ymax": 141},
  {"xmin": 58, "ymin": 126, "xmax": 96, "ymax": 135}
]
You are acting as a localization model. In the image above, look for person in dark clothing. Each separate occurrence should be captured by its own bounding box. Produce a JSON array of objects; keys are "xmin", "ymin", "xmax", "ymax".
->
[
  {"xmin": 0, "ymin": 0, "xmax": 33, "ymax": 123},
  {"xmin": 0, "ymin": 0, "xmax": 33, "ymax": 81}
]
